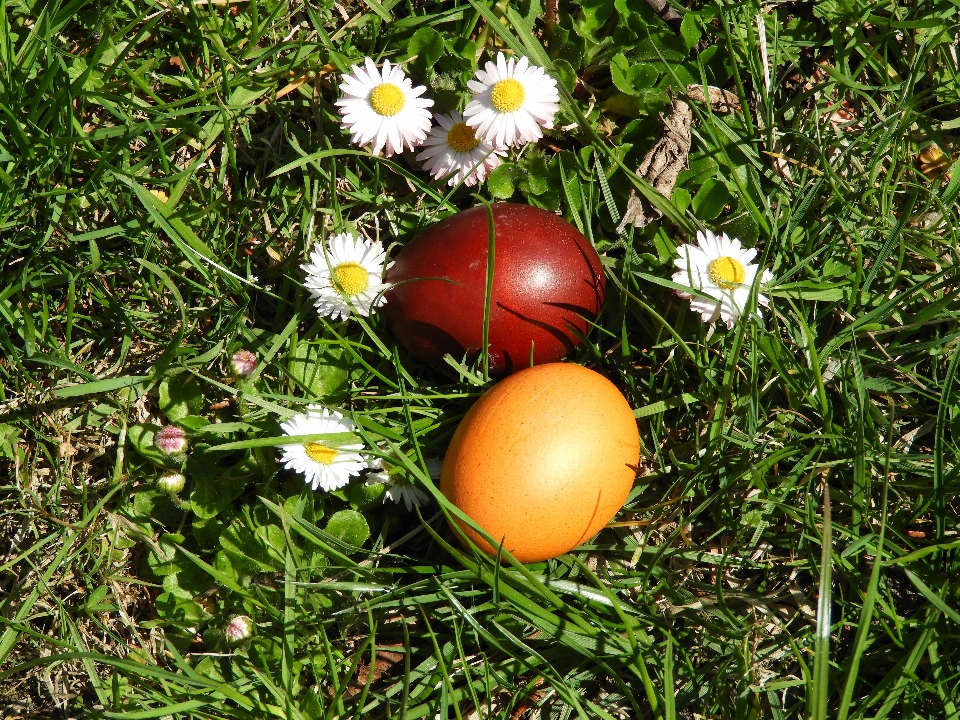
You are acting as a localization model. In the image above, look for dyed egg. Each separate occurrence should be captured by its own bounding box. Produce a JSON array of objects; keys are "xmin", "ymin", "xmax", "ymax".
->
[
  {"xmin": 384, "ymin": 203, "xmax": 606, "ymax": 375},
  {"xmin": 440, "ymin": 363, "xmax": 640, "ymax": 563}
]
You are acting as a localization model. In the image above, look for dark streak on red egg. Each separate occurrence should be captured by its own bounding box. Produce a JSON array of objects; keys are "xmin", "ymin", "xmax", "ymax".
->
[{"xmin": 384, "ymin": 203, "xmax": 606, "ymax": 375}]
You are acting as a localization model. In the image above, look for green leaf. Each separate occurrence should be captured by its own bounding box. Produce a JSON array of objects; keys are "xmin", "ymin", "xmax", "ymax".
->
[
  {"xmin": 188, "ymin": 444, "xmax": 256, "ymax": 520},
  {"xmin": 610, "ymin": 53, "xmax": 636, "ymax": 95},
  {"xmin": 159, "ymin": 375, "xmax": 205, "ymax": 423},
  {"xmin": 131, "ymin": 489, "xmax": 186, "ymax": 528},
  {"xmin": 407, "ymin": 26, "xmax": 445, "ymax": 71},
  {"xmin": 154, "ymin": 591, "xmax": 211, "ymax": 623},
  {"xmin": 600, "ymin": 90, "xmax": 669, "ymax": 117},
  {"xmin": 691, "ymin": 178, "xmax": 729, "ymax": 220},
  {"xmin": 145, "ymin": 535, "xmax": 187, "ymax": 577},
  {"xmin": 288, "ymin": 342, "xmax": 350, "ymax": 401},
  {"xmin": 519, "ymin": 154, "xmax": 551, "ymax": 196},
  {"xmin": 574, "ymin": 0, "xmax": 614, "ymax": 37},
  {"xmin": 0, "ymin": 423, "xmax": 21, "ymax": 461},
  {"xmin": 255, "ymin": 524, "xmax": 288, "ymax": 567},
  {"xmin": 346, "ymin": 480, "xmax": 386, "ymax": 511},
  {"xmin": 551, "ymin": 58, "xmax": 578, "ymax": 94},
  {"xmin": 220, "ymin": 519, "xmax": 282, "ymax": 573},
  {"xmin": 679, "ymin": 13, "xmax": 702, "ymax": 51},
  {"xmin": 677, "ymin": 155, "xmax": 720, "ymax": 188},
  {"xmin": 325, "ymin": 509, "xmax": 370, "ymax": 547},
  {"xmin": 486, "ymin": 163, "xmax": 523, "ymax": 200},
  {"xmin": 717, "ymin": 211, "xmax": 760, "ymax": 247}
]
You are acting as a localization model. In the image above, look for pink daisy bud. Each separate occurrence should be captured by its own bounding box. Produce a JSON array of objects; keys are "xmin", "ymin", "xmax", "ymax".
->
[
  {"xmin": 155, "ymin": 425, "xmax": 188, "ymax": 455},
  {"xmin": 230, "ymin": 350, "xmax": 258, "ymax": 378},
  {"xmin": 225, "ymin": 615, "xmax": 254, "ymax": 643}
]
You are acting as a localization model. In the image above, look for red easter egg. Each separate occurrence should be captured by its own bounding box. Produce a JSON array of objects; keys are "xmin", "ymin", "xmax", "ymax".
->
[{"xmin": 384, "ymin": 203, "xmax": 606, "ymax": 375}]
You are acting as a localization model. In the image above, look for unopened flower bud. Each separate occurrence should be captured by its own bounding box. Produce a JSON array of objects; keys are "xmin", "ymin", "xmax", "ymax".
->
[
  {"xmin": 157, "ymin": 472, "xmax": 186, "ymax": 494},
  {"xmin": 155, "ymin": 425, "xmax": 188, "ymax": 455},
  {"xmin": 225, "ymin": 615, "xmax": 254, "ymax": 644},
  {"xmin": 230, "ymin": 350, "xmax": 258, "ymax": 378}
]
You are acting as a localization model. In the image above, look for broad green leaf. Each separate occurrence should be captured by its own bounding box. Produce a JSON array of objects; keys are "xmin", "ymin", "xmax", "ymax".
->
[
  {"xmin": 407, "ymin": 26, "xmax": 445, "ymax": 71},
  {"xmin": 0, "ymin": 423, "xmax": 21, "ymax": 460},
  {"xmin": 692, "ymin": 178, "xmax": 729, "ymax": 220},
  {"xmin": 255, "ymin": 524, "xmax": 288, "ymax": 567},
  {"xmin": 220, "ymin": 519, "xmax": 282, "ymax": 573},
  {"xmin": 346, "ymin": 480, "xmax": 386, "ymax": 511},
  {"xmin": 188, "ymin": 443, "xmax": 256, "ymax": 519},
  {"xmin": 145, "ymin": 534, "xmax": 187, "ymax": 577},
  {"xmin": 131, "ymin": 489, "xmax": 186, "ymax": 528},
  {"xmin": 574, "ymin": 0, "xmax": 614, "ymax": 37},
  {"xmin": 288, "ymin": 342, "xmax": 349, "ymax": 401},
  {"xmin": 154, "ymin": 591, "xmax": 210, "ymax": 623},
  {"xmin": 680, "ymin": 13, "xmax": 702, "ymax": 51},
  {"xmin": 486, "ymin": 163, "xmax": 522, "ymax": 200},
  {"xmin": 717, "ymin": 210, "xmax": 759, "ymax": 246},
  {"xmin": 159, "ymin": 374, "xmax": 204, "ymax": 423},
  {"xmin": 610, "ymin": 53, "xmax": 637, "ymax": 95},
  {"xmin": 599, "ymin": 90, "xmax": 669, "ymax": 117},
  {"xmin": 325, "ymin": 509, "xmax": 370, "ymax": 547},
  {"xmin": 551, "ymin": 58, "xmax": 577, "ymax": 94}
]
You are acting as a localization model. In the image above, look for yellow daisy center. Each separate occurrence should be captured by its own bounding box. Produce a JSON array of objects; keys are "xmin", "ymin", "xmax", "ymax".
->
[
  {"xmin": 304, "ymin": 442, "xmax": 337, "ymax": 465},
  {"xmin": 369, "ymin": 83, "xmax": 406, "ymax": 117},
  {"xmin": 447, "ymin": 122, "xmax": 481, "ymax": 153},
  {"xmin": 708, "ymin": 256, "xmax": 746, "ymax": 290},
  {"xmin": 333, "ymin": 262, "xmax": 370, "ymax": 296},
  {"xmin": 490, "ymin": 78, "xmax": 525, "ymax": 113}
]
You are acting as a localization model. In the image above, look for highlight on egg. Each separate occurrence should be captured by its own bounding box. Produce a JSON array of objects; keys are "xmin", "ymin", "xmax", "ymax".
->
[
  {"xmin": 384, "ymin": 203, "xmax": 606, "ymax": 376},
  {"xmin": 440, "ymin": 363, "xmax": 640, "ymax": 563}
]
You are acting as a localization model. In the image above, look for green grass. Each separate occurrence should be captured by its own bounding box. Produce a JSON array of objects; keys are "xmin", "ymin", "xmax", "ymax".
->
[{"xmin": 3, "ymin": 0, "xmax": 960, "ymax": 717}]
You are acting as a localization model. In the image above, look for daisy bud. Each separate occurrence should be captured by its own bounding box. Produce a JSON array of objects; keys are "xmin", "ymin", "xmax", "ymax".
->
[
  {"xmin": 155, "ymin": 425, "xmax": 188, "ymax": 455},
  {"xmin": 225, "ymin": 615, "xmax": 254, "ymax": 644},
  {"xmin": 157, "ymin": 472, "xmax": 186, "ymax": 494},
  {"xmin": 230, "ymin": 350, "xmax": 258, "ymax": 378}
]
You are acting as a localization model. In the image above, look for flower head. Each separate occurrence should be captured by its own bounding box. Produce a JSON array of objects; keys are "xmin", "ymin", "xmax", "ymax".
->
[
  {"xmin": 230, "ymin": 350, "xmax": 258, "ymax": 378},
  {"xmin": 302, "ymin": 233, "xmax": 390, "ymax": 320},
  {"xmin": 157, "ymin": 472, "xmax": 186, "ymax": 494},
  {"xmin": 335, "ymin": 58, "xmax": 434, "ymax": 157},
  {"xmin": 672, "ymin": 230, "xmax": 773, "ymax": 329},
  {"xmin": 416, "ymin": 111, "xmax": 506, "ymax": 187},
  {"xmin": 463, "ymin": 52, "xmax": 560, "ymax": 148},
  {"xmin": 365, "ymin": 456, "xmax": 439, "ymax": 511},
  {"xmin": 155, "ymin": 425, "xmax": 188, "ymax": 455},
  {"xmin": 225, "ymin": 615, "xmax": 254, "ymax": 644},
  {"xmin": 279, "ymin": 406, "xmax": 366, "ymax": 492}
]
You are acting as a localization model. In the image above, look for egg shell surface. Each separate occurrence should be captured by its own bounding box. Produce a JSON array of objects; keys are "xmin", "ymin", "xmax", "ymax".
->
[
  {"xmin": 384, "ymin": 203, "xmax": 606, "ymax": 375},
  {"xmin": 440, "ymin": 363, "xmax": 640, "ymax": 563}
]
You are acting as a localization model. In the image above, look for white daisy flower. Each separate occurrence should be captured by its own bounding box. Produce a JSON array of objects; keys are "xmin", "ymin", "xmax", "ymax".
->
[
  {"xmin": 365, "ymin": 456, "xmax": 440, "ymax": 512},
  {"xmin": 335, "ymin": 57, "xmax": 434, "ymax": 157},
  {"xmin": 672, "ymin": 229, "xmax": 773, "ymax": 329},
  {"xmin": 463, "ymin": 52, "xmax": 560, "ymax": 148},
  {"xmin": 416, "ymin": 111, "xmax": 506, "ymax": 187},
  {"xmin": 279, "ymin": 406, "xmax": 366, "ymax": 492},
  {"xmin": 302, "ymin": 232, "xmax": 390, "ymax": 320}
]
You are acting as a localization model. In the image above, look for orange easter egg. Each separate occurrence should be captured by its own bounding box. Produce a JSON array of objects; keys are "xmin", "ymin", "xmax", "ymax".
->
[{"xmin": 440, "ymin": 363, "xmax": 640, "ymax": 563}]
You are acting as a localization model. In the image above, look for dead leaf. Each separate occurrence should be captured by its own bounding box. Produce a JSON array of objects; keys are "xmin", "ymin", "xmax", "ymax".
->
[{"xmin": 618, "ymin": 98, "xmax": 692, "ymax": 232}]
